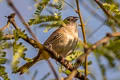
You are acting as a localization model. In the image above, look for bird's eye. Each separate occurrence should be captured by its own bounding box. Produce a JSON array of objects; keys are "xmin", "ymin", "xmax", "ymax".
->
[{"xmin": 67, "ymin": 18, "xmax": 71, "ymax": 21}]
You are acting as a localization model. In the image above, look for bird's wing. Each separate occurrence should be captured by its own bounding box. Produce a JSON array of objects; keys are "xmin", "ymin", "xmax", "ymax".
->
[{"xmin": 43, "ymin": 29, "xmax": 64, "ymax": 46}]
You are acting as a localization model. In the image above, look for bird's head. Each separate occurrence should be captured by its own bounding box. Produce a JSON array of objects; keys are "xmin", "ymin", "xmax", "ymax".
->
[{"xmin": 64, "ymin": 16, "xmax": 79, "ymax": 23}]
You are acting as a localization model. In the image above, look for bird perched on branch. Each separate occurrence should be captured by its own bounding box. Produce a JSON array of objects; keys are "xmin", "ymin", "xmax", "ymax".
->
[{"xmin": 17, "ymin": 16, "xmax": 79, "ymax": 74}]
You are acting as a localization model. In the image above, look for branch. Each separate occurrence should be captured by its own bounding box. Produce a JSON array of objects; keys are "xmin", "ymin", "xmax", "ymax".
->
[
  {"xmin": 78, "ymin": 32, "xmax": 120, "ymax": 64},
  {"xmin": 7, "ymin": 13, "xmax": 19, "ymax": 29},
  {"xmin": 2, "ymin": 34, "xmax": 15, "ymax": 40},
  {"xmin": 0, "ymin": 15, "xmax": 13, "ymax": 31},
  {"xmin": 66, "ymin": 32, "xmax": 120, "ymax": 80},
  {"xmin": 6, "ymin": 0, "xmax": 38, "ymax": 41},
  {"xmin": 94, "ymin": 0, "xmax": 120, "ymax": 26},
  {"xmin": 0, "ymin": 22, "xmax": 10, "ymax": 31},
  {"xmin": 75, "ymin": 0, "xmax": 88, "ymax": 80},
  {"xmin": 3, "ymin": 33, "xmax": 85, "ymax": 79},
  {"xmin": 4, "ymin": 13, "xmax": 85, "ymax": 79},
  {"xmin": 80, "ymin": 0, "xmax": 105, "ymax": 22},
  {"xmin": 6, "ymin": 13, "xmax": 59, "ymax": 80},
  {"xmin": 6, "ymin": 0, "xmax": 59, "ymax": 77}
]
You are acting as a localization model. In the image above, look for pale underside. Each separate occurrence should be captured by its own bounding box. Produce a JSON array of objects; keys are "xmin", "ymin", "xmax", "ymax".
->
[{"xmin": 44, "ymin": 23, "xmax": 78, "ymax": 57}]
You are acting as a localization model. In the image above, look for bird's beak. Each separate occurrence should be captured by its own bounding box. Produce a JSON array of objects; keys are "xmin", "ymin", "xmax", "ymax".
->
[{"xmin": 73, "ymin": 16, "xmax": 79, "ymax": 22}]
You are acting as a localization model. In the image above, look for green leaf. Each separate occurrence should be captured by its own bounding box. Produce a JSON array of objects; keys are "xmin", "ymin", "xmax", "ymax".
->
[
  {"xmin": 66, "ymin": 51, "xmax": 83, "ymax": 61},
  {"xmin": 103, "ymin": 2, "xmax": 120, "ymax": 29},
  {"xmin": 34, "ymin": 0, "xmax": 50, "ymax": 15},
  {"xmin": 0, "ymin": 65, "xmax": 10, "ymax": 80},
  {"xmin": 0, "ymin": 31, "xmax": 3, "ymax": 40},
  {"xmin": 28, "ymin": 15, "xmax": 61, "ymax": 25},
  {"xmin": 0, "ymin": 58, "xmax": 7, "ymax": 64},
  {"xmin": 77, "ymin": 69, "xmax": 90, "ymax": 74},
  {"xmin": 13, "ymin": 29, "xmax": 27, "ymax": 41},
  {"xmin": 94, "ymin": 38, "xmax": 120, "ymax": 67},
  {"xmin": 48, "ymin": 0, "xmax": 63, "ymax": 11},
  {"xmin": 64, "ymin": 69, "xmax": 71, "ymax": 75},
  {"xmin": 12, "ymin": 42, "xmax": 27, "ymax": 73}
]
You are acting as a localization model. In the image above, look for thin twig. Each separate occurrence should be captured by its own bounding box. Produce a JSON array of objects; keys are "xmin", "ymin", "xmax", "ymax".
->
[
  {"xmin": 65, "ymin": 70, "xmax": 77, "ymax": 80},
  {"xmin": 6, "ymin": 1, "xmax": 58, "ymax": 77},
  {"xmin": 0, "ymin": 22, "xmax": 10, "ymax": 31},
  {"xmin": 2, "ymin": 29, "xmax": 85, "ymax": 80},
  {"xmin": 6, "ymin": 13, "xmax": 86, "ymax": 79},
  {"xmin": 5, "ymin": 32, "xmax": 120, "ymax": 66},
  {"xmin": 7, "ymin": 13, "xmax": 19, "ymax": 29},
  {"xmin": 40, "ymin": 72, "xmax": 50, "ymax": 80},
  {"xmin": 64, "ymin": 0, "xmax": 75, "ymax": 9},
  {"xmin": 5, "ymin": 11, "xmax": 59, "ymax": 79},
  {"xmin": 2, "ymin": 34, "xmax": 85, "ymax": 79},
  {"xmin": 78, "ymin": 32, "xmax": 120, "ymax": 64},
  {"xmin": 4, "ymin": 15, "xmax": 120, "ymax": 79},
  {"xmin": 94, "ymin": 0, "xmax": 120, "ymax": 26},
  {"xmin": 66, "ymin": 0, "xmax": 88, "ymax": 79},
  {"xmin": 66, "ymin": 32, "xmax": 120, "ymax": 80},
  {"xmin": 32, "ymin": 70, "xmax": 38, "ymax": 80},
  {"xmin": 6, "ymin": 0, "xmax": 38, "ymax": 41},
  {"xmin": 80, "ymin": 0, "xmax": 104, "ymax": 21},
  {"xmin": 2, "ymin": 34, "xmax": 14, "ymax": 40},
  {"xmin": 75, "ymin": 0, "xmax": 87, "ymax": 79},
  {"xmin": 47, "ymin": 60, "xmax": 59, "ymax": 79}
]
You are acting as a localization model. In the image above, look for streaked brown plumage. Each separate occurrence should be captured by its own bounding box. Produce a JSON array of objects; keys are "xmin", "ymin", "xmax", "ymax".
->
[{"xmin": 18, "ymin": 16, "xmax": 79, "ymax": 74}]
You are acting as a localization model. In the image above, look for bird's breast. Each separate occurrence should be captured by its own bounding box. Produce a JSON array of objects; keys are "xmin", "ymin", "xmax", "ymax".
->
[
  {"xmin": 61, "ymin": 31, "xmax": 78, "ymax": 56},
  {"xmin": 66, "ymin": 32, "xmax": 78, "ymax": 46}
]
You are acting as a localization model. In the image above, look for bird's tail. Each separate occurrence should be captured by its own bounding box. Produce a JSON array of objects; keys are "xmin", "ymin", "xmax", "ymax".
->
[{"xmin": 17, "ymin": 51, "xmax": 50, "ymax": 75}]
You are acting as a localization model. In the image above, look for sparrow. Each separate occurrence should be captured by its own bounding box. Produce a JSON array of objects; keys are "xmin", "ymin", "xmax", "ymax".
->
[{"xmin": 17, "ymin": 16, "xmax": 79, "ymax": 74}]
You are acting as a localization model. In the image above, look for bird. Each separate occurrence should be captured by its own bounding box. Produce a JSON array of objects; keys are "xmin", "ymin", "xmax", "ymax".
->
[{"xmin": 17, "ymin": 16, "xmax": 79, "ymax": 74}]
